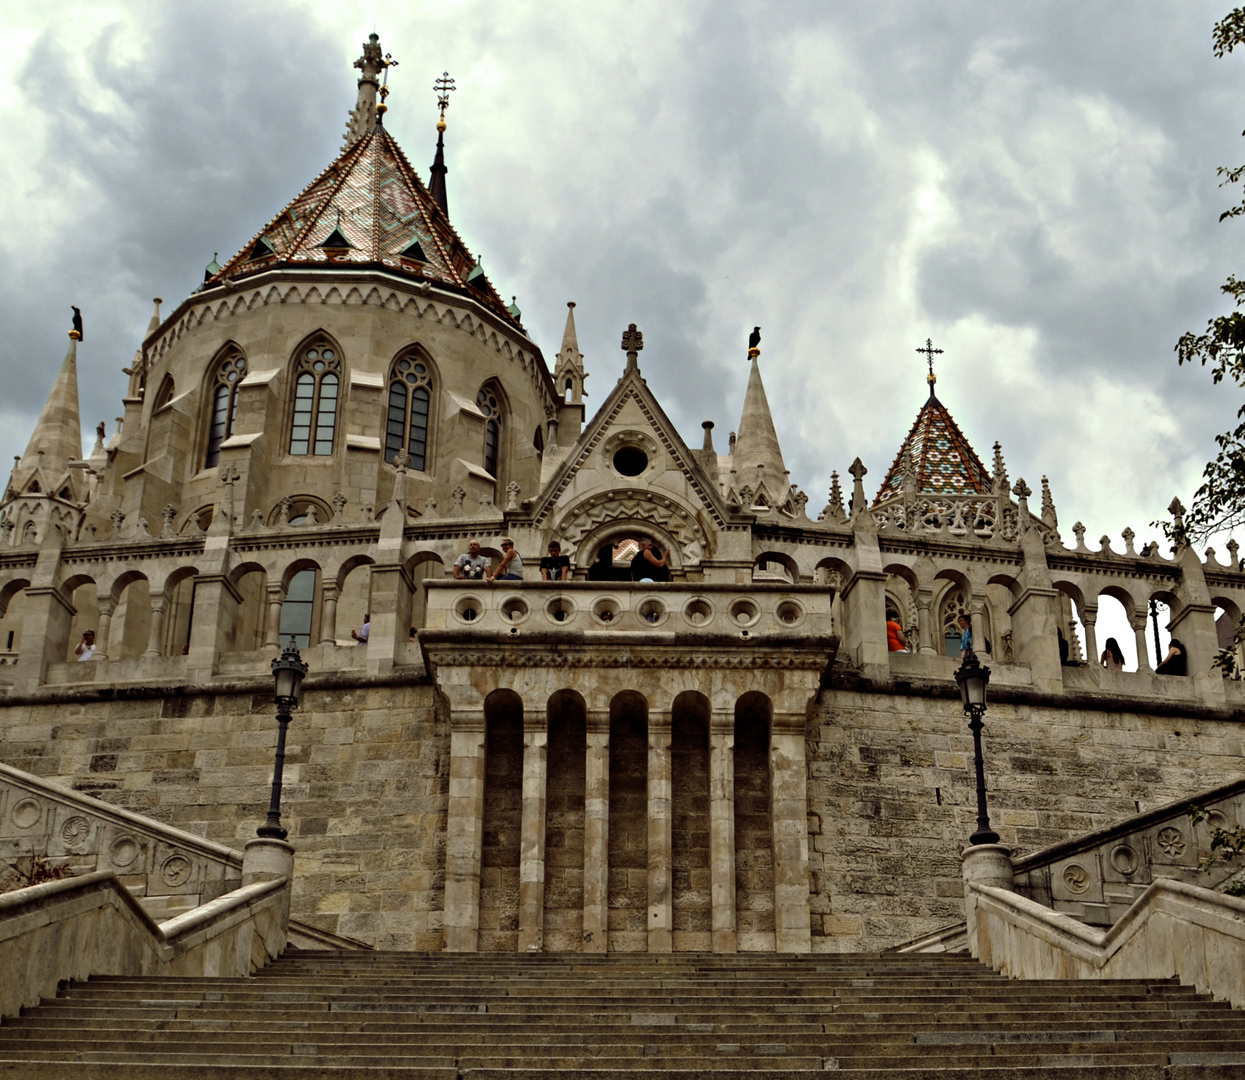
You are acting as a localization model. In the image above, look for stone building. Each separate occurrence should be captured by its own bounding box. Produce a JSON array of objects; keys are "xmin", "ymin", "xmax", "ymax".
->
[{"xmin": 2, "ymin": 34, "xmax": 1245, "ymax": 954}]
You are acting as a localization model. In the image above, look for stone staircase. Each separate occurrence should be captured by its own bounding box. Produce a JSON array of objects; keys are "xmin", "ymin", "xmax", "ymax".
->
[{"xmin": 2, "ymin": 952, "xmax": 1245, "ymax": 1077}]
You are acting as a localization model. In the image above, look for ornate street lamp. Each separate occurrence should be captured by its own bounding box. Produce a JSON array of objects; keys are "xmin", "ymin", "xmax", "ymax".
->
[
  {"xmin": 954, "ymin": 648, "xmax": 999, "ymax": 845},
  {"xmin": 257, "ymin": 637, "xmax": 309, "ymax": 840}
]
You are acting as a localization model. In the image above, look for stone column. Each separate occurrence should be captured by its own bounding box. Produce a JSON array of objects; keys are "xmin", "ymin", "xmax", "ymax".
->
[
  {"xmin": 648, "ymin": 712, "xmax": 673, "ymax": 952},
  {"xmin": 1130, "ymin": 611, "xmax": 1152, "ymax": 673},
  {"xmin": 13, "ymin": 586, "xmax": 75, "ymax": 691},
  {"xmin": 1081, "ymin": 605, "xmax": 1098, "ymax": 669},
  {"xmin": 771, "ymin": 712, "xmax": 812, "ymax": 953},
  {"xmin": 94, "ymin": 598, "xmax": 115, "ymax": 662},
  {"xmin": 916, "ymin": 590, "xmax": 936, "ymax": 655},
  {"xmin": 142, "ymin": 596, "xmax": 167, "ymax": 659},
  {"xmin": 185, "ymin": 572, "xmax": 243, "ymax": 676},
  {"xmin": 365, "ymin": 561, "xmax": 414, "ymax": 676},
  {"xmin": 517, "ymin": 708, "xmax": 549, "ymax": 953},
  {"xmin": 444, "ymin": 711, "xmax": 487, "ymax": 952},
  {"xmin": 961, "ymin": 843, "xmax": 1013, "ymax": 965},
  {"xmin": 582, "ymin": 712, "xmax": 610, "ymax": 953},
  {"xmin": 264, "ymin": 583, "xmax": 285, "ymax": 648},
  {"xmin": 709, "ymin": 712, "xmax": 736, "ymax": 952},
  {"xmin": 840, "ymin": 570, "xmax": 890, "ymax": 682},
  {"xmin": 319, "ymin": 582, "xmax": 339, "ymax": 646}
]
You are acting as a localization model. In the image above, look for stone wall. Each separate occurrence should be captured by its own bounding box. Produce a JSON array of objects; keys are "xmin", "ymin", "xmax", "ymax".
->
[
  {"xmin": 3, "ymin": 672, "xmax": 1244, "ymax": 953},
  {"xmin": 0, "ymin": 678, "xmax": 447, "ymax": 951},
  {"xmin": 806, "ymin": 685, "xmax": 1245, "ymax": 951}
]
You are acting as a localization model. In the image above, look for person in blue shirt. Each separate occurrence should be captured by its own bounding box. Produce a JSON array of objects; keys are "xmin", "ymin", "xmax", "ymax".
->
[{"xmin": 957, "ymin": 613, "xmax": 973, "ymax": 656}]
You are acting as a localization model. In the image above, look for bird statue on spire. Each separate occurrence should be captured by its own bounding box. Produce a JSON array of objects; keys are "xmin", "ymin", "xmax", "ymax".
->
[
  {"xmin": 747, "ymin": 326, "xmax": 760, "ymax": 359},
  {"xmin": 70, "ymin": 306, "xmax": 83, "ymax": 342}
]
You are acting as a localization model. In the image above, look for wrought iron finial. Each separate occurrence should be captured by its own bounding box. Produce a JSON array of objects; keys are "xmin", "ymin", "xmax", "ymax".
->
[
  {"xmin": 435, "ymin": 71, "xmax": 456, "ymax": 131},
  {"xmin": 916, "ymin": 338, "xmax": 943, "ymax": 391}
]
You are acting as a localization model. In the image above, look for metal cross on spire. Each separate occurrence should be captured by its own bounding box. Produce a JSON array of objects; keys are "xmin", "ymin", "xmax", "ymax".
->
[
  {"xmin": 377, "ymin": 50, "xmax": 398, "ymax": 114},
  {"xmin": 434, "ymin": 71, "xmax": 456, "ymax": 131},
  {"xmin": 916, "ymin": 338, "xmax": 944, "ymax": 393}
]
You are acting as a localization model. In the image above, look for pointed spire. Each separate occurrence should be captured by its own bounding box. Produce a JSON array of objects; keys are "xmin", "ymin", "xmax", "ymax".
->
[
  {"xmin": 554, "ymin": 301, "xmax": 587, "ymax": 405},
  {"xmin": 732, "ymin": 354, "xmax": 788, "ymax": 483},
  {"xmin": 203, "ymin": 253, "xmax": 221, "ymax": 283},
  {"xmin": 9, "ymin": 335, "xmax": 83, "ymax": 497},
  {"xmin": 429, "ymin": 71, "xmax": 455, "ymax": 216},
  {"xmin": 344, "ymin": 34, "xmax": 384, "ymax": 146}
]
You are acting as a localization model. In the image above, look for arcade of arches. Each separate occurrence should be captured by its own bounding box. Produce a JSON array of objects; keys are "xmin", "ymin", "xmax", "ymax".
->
[{"xmin": 437, "ymin": 677, "xmax": 816, "ymax": 954}]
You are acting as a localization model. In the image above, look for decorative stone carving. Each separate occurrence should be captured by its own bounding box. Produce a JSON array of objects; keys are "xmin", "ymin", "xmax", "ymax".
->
[
  {"xmin": 1062, "ymin": 863, "xmax": 1090, "ymax": 894},
  {"xmin": 60, "ymin": 815, "xmax": 90, "ymax": 847},
  {"xmin": 1110, "ymin": 845, "xmax": 1138, "ymax": 875},
  {"xmin": 1157, "ymin": 827, "xmax": 1186, "ymax": 858},
  {"xmin": 160, "ymin": 854, "xmax": 193, "ymax": 887}
]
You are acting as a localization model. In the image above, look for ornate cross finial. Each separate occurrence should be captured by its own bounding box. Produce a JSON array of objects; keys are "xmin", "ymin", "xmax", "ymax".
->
[
  {"xmin": 377, "ymin": 50, "xmax": 398, "ymax": 116},
  {"xmin": 621, "ymin": 323, "xmax": 644, "ymax": 371},
  {"xmin": 434, "ymin": 71, "xmax": 456, "ymax": 131},
  {"xmin": 916, "ymin": 338, "xmax": 943, "ymax": 391}
]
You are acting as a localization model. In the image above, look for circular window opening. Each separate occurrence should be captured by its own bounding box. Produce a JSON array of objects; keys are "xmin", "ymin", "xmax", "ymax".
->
[
  {"xmin": 730, "ymin": 599, "xmax": 759, "ymax": 626},
  {"xmin": 593, "ymin": 598, "xmax": 620, "ymax": 625},
  {"xmin": 776, "ymin": 600, "xmax": 804, "ymax": 626},
  {"xmin": 546, "ymin": 598, "xmax": 576, "ymax": 624},
  {"xmin": 638, "ymin": 599, "xmax": 666, "ymax": 625},
  {"xmin": 454, "ymin": 596, "xmax": 482, "ymax": 623},
  {"xmin": 613, "ymin": 446, "xmax": 649, "ymax": 476},
  {"xmin": 684, "ymin": 598, "xmax": 712, "ymax": 626},
  {"xmin": 500, "ymin": 597, "xmax": 529, "ymax": 623}
]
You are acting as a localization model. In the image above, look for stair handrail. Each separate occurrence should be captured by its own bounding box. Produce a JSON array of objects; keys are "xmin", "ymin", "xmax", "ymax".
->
[
  {"xmin": 0, "ymin": 861, "xmax": 290, "ymax": 1018},
  {"xmin": 970, "ymin": 874, "xmax": 1245, "ymax": 1006}
]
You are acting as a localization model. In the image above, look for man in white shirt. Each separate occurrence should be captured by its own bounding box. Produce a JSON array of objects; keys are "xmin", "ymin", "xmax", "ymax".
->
[{"xmin": 453, "ymin": 540, "xmax": 487, "ymax": 580}]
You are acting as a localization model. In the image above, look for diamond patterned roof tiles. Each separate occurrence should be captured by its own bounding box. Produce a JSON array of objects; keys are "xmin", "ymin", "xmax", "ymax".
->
[
  {"xmin": 873, "ymin": 390, "xmax": 992, "ymax": 504},
  {"xmin": 208, "ymin": 124, "xmax": 519, "ymax": 328}
]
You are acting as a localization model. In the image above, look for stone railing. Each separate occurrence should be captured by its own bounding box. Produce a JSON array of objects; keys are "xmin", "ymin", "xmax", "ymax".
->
[
  {"xmin": 970, "ymin": 877, "xmax": 1245, "ymax": 1009},
  {"xmin": 0, "ymin": 837, "xmax": 292, "ymax": 1018},
  {"xmin": 0, "ymin": 761, "xmax": 243, "ymax": 921},
  {"xmin": 1010, "ymin": 777, "xmax": 1245, "ymax": 927},
  {"xmin": 421, "ymin": 580, "xmax": 835, "ymax": 639}
]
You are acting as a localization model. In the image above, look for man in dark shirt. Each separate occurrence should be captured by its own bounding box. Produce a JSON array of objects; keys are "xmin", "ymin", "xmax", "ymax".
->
[{"xmin": 540, "ymin": 541, "xmax": 571, "ymax": 581}]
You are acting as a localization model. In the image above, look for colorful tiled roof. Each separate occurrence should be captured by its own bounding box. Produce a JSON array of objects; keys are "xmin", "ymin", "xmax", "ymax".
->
[
  {"xmin": 207, "ymin": 123, "xmax": 519, "ymax": 328},
  {"xmin": 873, "ymin": 391, "xmax": 991, "ymax": 504}
]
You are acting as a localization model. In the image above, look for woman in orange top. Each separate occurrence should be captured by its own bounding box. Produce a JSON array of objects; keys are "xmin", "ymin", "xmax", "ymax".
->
[{"xmin": 885, "ymin": 611, "xmax": 908, "ymax": 653}]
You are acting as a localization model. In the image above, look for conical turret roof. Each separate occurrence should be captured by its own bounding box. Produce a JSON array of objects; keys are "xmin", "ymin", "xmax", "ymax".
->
[
  {"xmin": 8, "ymin": 336, "xmax": 83, "ymax": 497},
  {"xmin": 873, "ymin": 388, "xmax": 990, "ymax": 504},
  {"xmin": 732, "ymin": 356, "xmax": 788, "ymax": 480},
  {"xmin": 208, "ymin": 124, "xmax": 520, "ymax": 328}
]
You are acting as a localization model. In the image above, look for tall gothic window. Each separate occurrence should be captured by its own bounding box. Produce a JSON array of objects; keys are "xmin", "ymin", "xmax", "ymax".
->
[
  {"xmin": 289, "ymin": 342, "xmax": 341, "ymax": 455},
  {"xmin": 477, "ymin": 384, "xmax": 502, "ymax": 477},
  {"xmin": 205, "ymin": 350, "xmax": 247, "ymax": 469},
  {"xmin": 385, "ymin": 354, "xmax": 433, "ymax": 469}
]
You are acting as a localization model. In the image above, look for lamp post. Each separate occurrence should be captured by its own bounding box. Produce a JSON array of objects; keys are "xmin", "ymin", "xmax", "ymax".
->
[
  {"xmin": 955, "ymin": 648, "xmax": 998, "ymax": 845},
  {"xmin": 257, "ymin": 637, "xmax": 309, "ymax": 840}
]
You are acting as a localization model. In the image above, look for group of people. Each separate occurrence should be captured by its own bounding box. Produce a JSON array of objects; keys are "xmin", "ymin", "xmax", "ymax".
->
[
  {"xmin": 452, "ymin": 538, "xmax": 672, "ymax": 584},
  {"xmin": 1099, "ymin": 635, "xmax": 1186, "ymax": 675},
  {"xmin": 884, "ymin": 611, "xmax": 977, "ymax": 657}
]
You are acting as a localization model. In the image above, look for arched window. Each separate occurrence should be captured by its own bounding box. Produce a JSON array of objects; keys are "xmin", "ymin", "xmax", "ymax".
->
[
  {"xmin": 205, "ymin": 350, "xmax": 247, "ymax": 469},
  {"xmin": 154, "ymin": 375, "xmax": 176, "ymax": 410},
  {"xmin": 289, "ymin": 341, "xmax": 341, "ymax": 455},
  {"xmin": 477, "ymin": 384, "xmax": 502, "ymax": 477},
  {"xmin": 278, "ymin": 568, "xmax": 317, "ymax": 647},
  {"xmin": 385, "ymin": 354, "xmax": 433, "ymax": 469}
]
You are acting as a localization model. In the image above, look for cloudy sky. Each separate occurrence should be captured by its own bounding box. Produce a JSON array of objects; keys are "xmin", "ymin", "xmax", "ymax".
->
[{"xmin": 2, "ymin": 0, "xmax": 1244, "ymax": 582}]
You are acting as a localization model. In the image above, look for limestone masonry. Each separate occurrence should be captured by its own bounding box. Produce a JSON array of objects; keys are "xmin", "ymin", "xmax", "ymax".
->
[{"xmin": 2, "ymin": 33, "xmax": 1244, "ymax": 954}]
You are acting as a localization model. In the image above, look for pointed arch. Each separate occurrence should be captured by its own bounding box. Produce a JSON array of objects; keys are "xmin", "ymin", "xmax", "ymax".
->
[
  {"xmin": 476, "ymin": 379, "xmax": 508, "ymax": 478},
  {"xmin": 288, "ymin": 332, "xmax": 342, "ymax": 456},
  {"xmin": 385, "ymin": 346, "xmax": 437, "ymax": 470},
  {"xmin": 203, "ymin": 343, "xmax": 247, "ymax": 469},
  {"xmin": 153, "ymin": 374, "xmax": 176, "ymax": 410}
]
